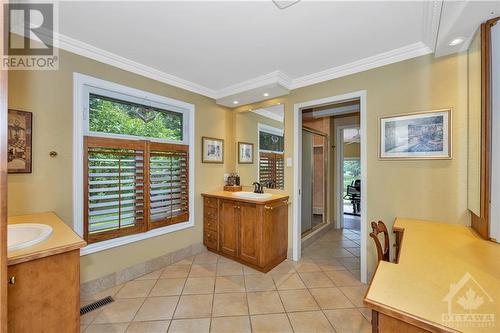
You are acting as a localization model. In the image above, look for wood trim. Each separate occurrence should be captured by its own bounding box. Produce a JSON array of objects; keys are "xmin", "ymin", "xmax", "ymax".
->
[
  {"xmin": 471, "ymin": 18, "xmax": 500, "ymax": 239},
  {"xmin": 0, "ymin": 24, "xmax": 8, "ymax": 332}
]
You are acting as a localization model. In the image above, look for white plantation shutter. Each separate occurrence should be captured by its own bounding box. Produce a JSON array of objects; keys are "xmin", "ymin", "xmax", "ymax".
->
[{"xmin": 84, "ymin": 137, "xmax": 189, "ymax": 243}]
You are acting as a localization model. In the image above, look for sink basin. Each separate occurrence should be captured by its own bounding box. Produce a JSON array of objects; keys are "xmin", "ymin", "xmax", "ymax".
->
[
  {"xmin": 8, "ymin": 223, "xmax": 53, "ymax": 252},
  {"xmin": 232, "ymin": 191, "xmax": 273, "ymax": 200}
]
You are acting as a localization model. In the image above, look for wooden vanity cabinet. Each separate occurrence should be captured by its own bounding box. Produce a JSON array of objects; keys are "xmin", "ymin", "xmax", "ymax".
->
[
  {"xmin": 203, "ymin": 194, "xmax": 288, "ymax": 272},
  {"xmin": 7, "ymin": 250, "xmax": 80, "ymax": 333}
]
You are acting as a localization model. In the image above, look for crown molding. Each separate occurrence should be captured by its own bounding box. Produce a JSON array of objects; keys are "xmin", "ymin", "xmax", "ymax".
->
[
  {"xmin": 55, "ymin": 32, "xmax": 217, "ymax": 98},
  {"xmin": 289, "ymin": 42, "xmax": 432, "ymax": 90},
  {"xmin": 53, "ymin": 33, "xmax": 432, "ymax": 102},
  {"xmin": 422, "ymin": 0, "xmax": 443, "ymax": 51}
]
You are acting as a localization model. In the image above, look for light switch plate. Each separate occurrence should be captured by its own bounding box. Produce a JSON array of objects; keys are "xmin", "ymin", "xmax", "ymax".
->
[{"xmin": 286, "ymin": 158, "xmax": 292, "ymax": 167}]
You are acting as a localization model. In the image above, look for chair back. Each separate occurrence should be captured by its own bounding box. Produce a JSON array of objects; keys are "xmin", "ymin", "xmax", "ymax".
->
[{"xmin": 370, "ymin": 221, "xmax": 390, "ymax": 262}]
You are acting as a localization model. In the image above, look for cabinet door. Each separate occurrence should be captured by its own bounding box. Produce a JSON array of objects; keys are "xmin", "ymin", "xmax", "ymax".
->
[
  {"xmin": 239, "ymin": 203, "xmax": 260, "ymax": 265},
  {"xmin": 219, "ymin": 200, "xmax": 238, "ymax": 257},
  {"xmin": 262, "ymin": 200, "xmax": 288, "ymax": 264}
]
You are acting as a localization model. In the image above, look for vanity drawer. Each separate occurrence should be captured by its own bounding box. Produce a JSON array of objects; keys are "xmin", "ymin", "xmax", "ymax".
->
[
  {"xmin": 204, "ymin": 197, "xmax": 218, "ymax": 208},
  {"xmin": 204, "ymin": 230, "xmax": 218, "ymax": 250},
  {"xmin": 204, "ymin": 218, "xmax": 218, "ymax": 232},
  {"xmin": 204, "ymin": 206, "xmax": 218, "ymax": 220}
]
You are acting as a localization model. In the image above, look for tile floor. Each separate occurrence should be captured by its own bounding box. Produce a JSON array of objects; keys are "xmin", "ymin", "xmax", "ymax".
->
[{"xmin": 81, "ymin": 228, "xmax": 369, "ymax": 333}]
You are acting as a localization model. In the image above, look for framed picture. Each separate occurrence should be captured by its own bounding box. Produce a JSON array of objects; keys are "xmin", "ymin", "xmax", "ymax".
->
[
  {"xmin": 238, "ymin": 142, "xmax": 254, "ymax": 164},
  {"xmin": 202, "ymin": 136, "xmax": 224, "ymax": 163},
  {"xmin": 8, "ymin": 109, "xmax": 33, "ymax": 173},
  {"xmin": 379, "ymin": 108, "xmax": 452, "ymax": 160}
]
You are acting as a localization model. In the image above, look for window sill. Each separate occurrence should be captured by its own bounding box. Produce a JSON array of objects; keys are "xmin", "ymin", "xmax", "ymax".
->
[{"xmin": 80, "ymin": 220, "xmax": 195, "ymax": 256}]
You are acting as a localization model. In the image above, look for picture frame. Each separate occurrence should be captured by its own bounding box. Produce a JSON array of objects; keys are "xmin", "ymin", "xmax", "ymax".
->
[
  {"xmin": 238, "ymin": 142, "xmax": 254, "ymax": 164},
  {"xmin": 379, "ymin": 108, "xmax": 452, "ymax": 160},
  {"xmin": 8, "ymin": 109, "xmax": 33, "ymax": 173},
  {"xmin": 202, "ymin": 136, "xmax": 224, "ymax": 163}
]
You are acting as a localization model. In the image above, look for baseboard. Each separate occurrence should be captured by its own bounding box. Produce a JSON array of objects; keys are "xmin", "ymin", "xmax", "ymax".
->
[
  {"xmin": 301, "ymin": 222, "xmax": 335, "ymax": 248},
  {"xmin": 80, "ymin": 242, "xmax": 205, "ymax": 298}
]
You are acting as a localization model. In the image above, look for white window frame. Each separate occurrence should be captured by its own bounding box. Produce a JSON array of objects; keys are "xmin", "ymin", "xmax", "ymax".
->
[{"xmin": 73, "ymin": 73, "xmax": 195, "ymax": 256}]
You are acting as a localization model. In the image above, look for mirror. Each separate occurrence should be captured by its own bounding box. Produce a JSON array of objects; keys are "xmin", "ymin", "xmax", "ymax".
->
[
  {"xmin": 235, "ymin": 104, "xmax": 285, "ymax": 190},
  {"xmin": 467, "ymin": 28, "xmax": 482, "ymax": 216}
]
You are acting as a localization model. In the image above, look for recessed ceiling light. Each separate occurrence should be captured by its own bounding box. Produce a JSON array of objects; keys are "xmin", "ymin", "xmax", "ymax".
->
[
  {"xmin": 233, "ymin": 101, "xmax": 239, "ymax": 105},
  {"xmin": 449, "ymin": 38, "xmax": 464, "ymax": 46},
  {"xmin": 263, "ymin": 92, "xmax": 269, "ymax": 97}
]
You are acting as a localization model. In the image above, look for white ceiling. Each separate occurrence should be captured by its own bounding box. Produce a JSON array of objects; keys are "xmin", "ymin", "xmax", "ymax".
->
[{"xmin": 55, "ymin": 1, "xmax": 498, "ymax": 106}]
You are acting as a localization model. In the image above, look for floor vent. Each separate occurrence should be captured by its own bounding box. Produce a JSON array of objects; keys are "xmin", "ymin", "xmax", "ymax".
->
[{"xmin": 80, "ymin": 296, "xmax": 114, "ymax": 315}]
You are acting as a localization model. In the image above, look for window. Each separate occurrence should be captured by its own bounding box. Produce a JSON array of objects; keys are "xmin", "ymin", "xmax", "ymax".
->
[
  {"xmin": 74, "ymin": 73, "xmax": 194, "ymax": 253},
  {"xmin": 258, "ymin": 124, "xmax": 284, "ymax": 190}
]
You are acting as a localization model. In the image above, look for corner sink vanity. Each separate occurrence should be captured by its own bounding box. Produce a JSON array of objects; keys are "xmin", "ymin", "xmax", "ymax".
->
[
  {"xmin": 202, "ymin": 191, "xmax": 289, "ymax": 272},
  {"xmin": 7, "ymin": 212, "xmax": 86, "ymax": 332}
]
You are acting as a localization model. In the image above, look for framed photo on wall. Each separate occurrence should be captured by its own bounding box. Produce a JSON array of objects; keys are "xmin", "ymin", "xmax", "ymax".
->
[
  {"xmin": 202, "ymin": 136, "xmax": 224, "ymax": 163},
  {"xmin": 8, "ymin": 109, "xmax": 33, "ymax": 173},
  {"xmin": 379, "ymin": 108, "xmax": 452, "ymax": 160},
  {"xmin": 238, "ymin": 142, "xmax": 254, "ymax": 164}
]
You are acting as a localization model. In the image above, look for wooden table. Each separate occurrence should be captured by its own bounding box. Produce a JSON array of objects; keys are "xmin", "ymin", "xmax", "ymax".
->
[{"xmin": 364, "ymin": 218, "xmax": 500, "ymax": 333}]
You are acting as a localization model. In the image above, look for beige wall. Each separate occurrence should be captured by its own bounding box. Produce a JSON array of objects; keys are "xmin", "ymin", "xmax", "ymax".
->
[
  {"xmin": 8, "ymin": 48, "xmax": 233, "ymax": 282},
  {"xmin": 236, "ymin": 53, "xmax": 469, "ymax": 277},
  {"xmin": 234, "ymin": 110, "xmax": 284, "ymax": 187},
  {"xmin": 8, "ymin": 46, "xmax": 469, "ymax": 281}
]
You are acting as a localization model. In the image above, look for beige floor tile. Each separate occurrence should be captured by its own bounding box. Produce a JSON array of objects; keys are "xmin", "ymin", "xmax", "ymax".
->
[
  {"xmin": 247, "ymin": 291, "xmax": 285, "ymax": 315},
  {"xmin": 243, "ymin": 266, "xmax": 266, "ymax": 276},
  {"xmin": 81, "ymin": 307, "xmax": 102, "ymax": 325},
  {"xmin": 93, "ymin": 298, "xmax": 144, "ymax": 324},
  {"xmin": 294, "ymin": 261, "xmax": 321, "ymax": 273},
  {"xmin": 212, "ymin": 292, "xmax": 249, "ymax": 317},
  {"xmin": 339, "ymin": 285, "xmax": 368, "ymax": 307},
  {"xmin": 210, "ymin": 316, "xmax": 251, "ymax": 333},
  {"xmin": 278, "ymin": 289, "xmax": 319, "ymax": 312},
  {"xmin": 323, "ymin": 309, "xmax": 371, "ymax": 333},
  {"xmin": 161, "ymin": 265, "xmax": 191, "ymax": 279},
  {"xmin": 189, "ymin": 264, "xmax": 217, "ymax": 277},
  {"xmin": 329, "ymin": 248, "xmax": 356, "ymax": 258},
  {"xmin": 288, "ymin": 311, "xmax": 335, "ymax": 333},
  {"xmin": 172, "ymin": 257, "xmax": 194, "ymax": 265},
  {"xmin": 299, "ymin": 271, "xmax": 335, "ymax": 288},
  {"xmin": 82, "ymin": 284, "xmax": 124, "ymax": 301},
  {"xmin": 174, "ymin": 294, "xmax": 213, "ymax": 319},
  {"xmin": 309, "ymin": 288, "xmax": 355, "ymax": 310},
  {"xmin": 216, "ymin": 262, "xmax": 243, "ymax": 276},
  {"xmin": 134, "ymin": 296, "xmax": 179, "ymax": 321},
  {"xmin": 358, "ymin": 307, "xmax": 372, "ymax": 321},
  {"xmin": 250, "ymin": 314, "xmax": 293, "ymax": 333},
  {"xmin": 340, "ymin": 257, "xmax": 360, "ymax": 270},
  {"xmin": 126, "ymin": 320, "xmax": 170, "ymax": 333},
  {"xmin": 150, "ymin": 278, "xmax": 186, "ymax": 296},
  {"xmin": 168, "ymin": 318, "xmax": 210, "ymax": 333},
  {"xmin": 194, "ymin": 252, "xmax": 219, "ymax": 264},
  {"xmin": 80, "ymin": 325, "xmax": 87, "ymax": 332},
  {"xmin": 135, "ymin": 269, "xmax": 164, "ymax": 281},
  {"xmin": 115, "ymin": 280, "xmax": 156, "ymax": 299},
  {"xmin": 315, "ymin": 259, "xmax": 346, "ymax": 271},
  {"xmin": 244, "ymin": 274, "xmax": 276, "ymax": 292},
  {"xmin": 325, "ymin": 270, "xmax": 362, "ymax": 287},
  {"xmin": 345, "ymin": 247, "xmax": 360, "ymax": 257},
  {"xmin": 85, "ymin": 323, "xmax": 128, "ymax": 333},
  {"xmin": 269, "ymin": 260, "xmax": 296, "ymax": 275},
  {"xmin": 273, "ymin": 273, "xmax": 306, "ymax": 290},
  {"xmin": 215, "ymin": 275, "xmax": 245, "ymax": 293},
  {"xmin": 182, "ymin": 277, "xmax": 215, "ymax": 294}
]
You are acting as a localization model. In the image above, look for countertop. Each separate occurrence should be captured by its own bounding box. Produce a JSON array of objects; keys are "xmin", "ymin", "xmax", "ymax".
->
[
  {"xmin": 8, "ymin": 212, "xmax": 87, "ymax": 266},
  {"xmin": 364, "ymin": 218, "xmax": 500, "ymax": 333},
  {"xmin": 202, "ymin": 191, "xmax": 289, "ymax": 204}
]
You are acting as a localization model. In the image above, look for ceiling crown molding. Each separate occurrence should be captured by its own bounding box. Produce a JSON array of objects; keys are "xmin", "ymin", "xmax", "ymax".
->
[
  {"xmin": 55, "ymin": 32, "xmax": 217, "ymax": 98},
  {"xmin": 215, "ymin": 70, "xmax": 292, "ymax": 99},
  {"xmin": 422, "ymin": 0, "xmax": 443, "ymax": 51}
]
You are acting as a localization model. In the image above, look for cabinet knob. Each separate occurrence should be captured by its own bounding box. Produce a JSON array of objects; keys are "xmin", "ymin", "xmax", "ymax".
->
[
  {"xmin": 8, "ymin": 276, "xmax": 15, "ymax": 285},
  {"xmin": 265, "ymin": 206, "xmax": 273, "ymax": 210}
]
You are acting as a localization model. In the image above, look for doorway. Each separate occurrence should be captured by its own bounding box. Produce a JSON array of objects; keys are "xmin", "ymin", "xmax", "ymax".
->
[
  {"xmin": 301, "ymin": 128, "xmax": 327, "ymax": 236},
  {"xmin": 293, "ymin": 91, "xmax": 368, "ymax": 284}
]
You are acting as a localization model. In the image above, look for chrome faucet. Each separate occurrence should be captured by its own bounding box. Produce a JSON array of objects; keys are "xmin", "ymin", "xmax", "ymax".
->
[{"xmin": 253, "ymin": 182, "xmax": 264, "ymax": 194}]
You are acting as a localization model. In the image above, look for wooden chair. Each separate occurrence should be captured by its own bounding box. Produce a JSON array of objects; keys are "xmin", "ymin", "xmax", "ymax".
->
[{"xmin": 370, "ymin": 221, "xmax": 390, "ymax": 262}]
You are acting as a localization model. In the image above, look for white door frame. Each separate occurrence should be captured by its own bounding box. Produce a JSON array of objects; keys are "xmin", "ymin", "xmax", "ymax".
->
[
  {"xmin": 336, "ymin": 125, "xmax": 360, "ymax": 229},
  {"xmin": 293, "ymin": 90, "xmax": 367, "ymax": 284}
]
